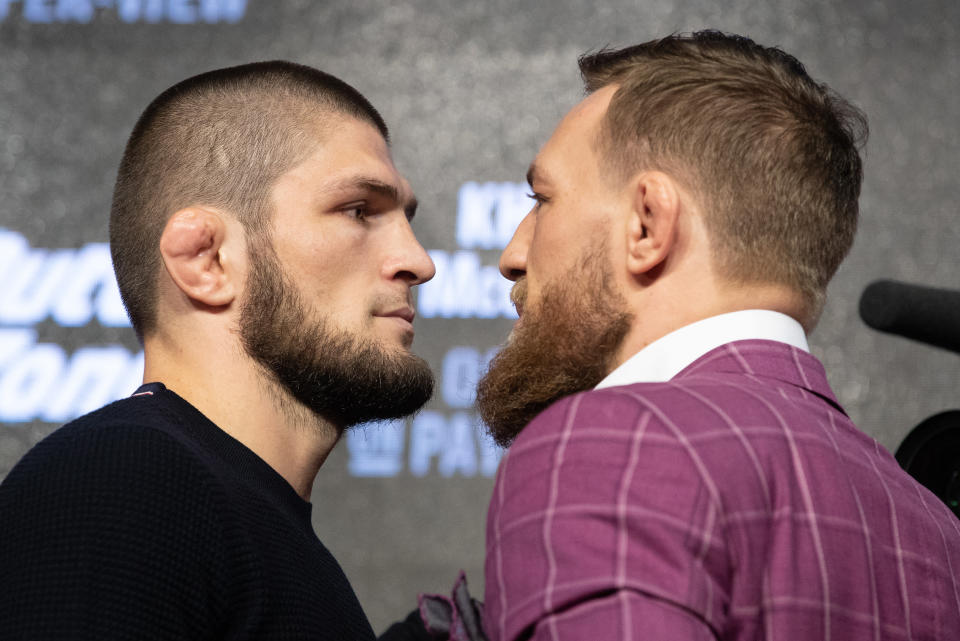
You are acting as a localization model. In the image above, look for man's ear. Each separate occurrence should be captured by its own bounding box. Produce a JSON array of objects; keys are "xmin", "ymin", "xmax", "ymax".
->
[
  {"xmin": 625, "ymin": 171, "xmax": 682, "ymax": 276},
  {"xmin": 159, "ymin": 207, "xmax": 237, "ymax": 307}
]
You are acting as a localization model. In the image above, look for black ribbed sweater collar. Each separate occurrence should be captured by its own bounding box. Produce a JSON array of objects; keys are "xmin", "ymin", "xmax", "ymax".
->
[{"xmin": 134, "ymin": 382, "xmax": 315, "ymax": 530}]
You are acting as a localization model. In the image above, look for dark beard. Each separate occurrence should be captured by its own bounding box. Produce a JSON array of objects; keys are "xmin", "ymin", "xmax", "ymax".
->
[
  {"xmin": 476, "ymin": 244, "xmax": 632, "ymax": 447},
  {"xmin": 239, "ymin": 240, "xmax": 434, "ymax": 429}
]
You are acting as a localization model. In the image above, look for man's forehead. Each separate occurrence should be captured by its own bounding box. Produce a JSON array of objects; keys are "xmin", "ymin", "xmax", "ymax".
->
[
  {"xmin": 303, "ymin": 114, "xmax": 391, "ymax": 164},
  {"xmin": 268, "ymin": 143, "xmax": 417, "ymax": 222},
  {"xmin": 547, "ymin": 87, "xmax": 614, "ymax": 148},
  {"xmin": 530, "ymin": 86, "xmax": 617, "ymax": 186},
  {"xmin": 320, "ymin": 162, "xmax": 412, "ymax": 193},
  {"xmin": 280, "ymin": 122, "xmax": 409, "ymax": 197},
  {"xmin": 555, "ymin": 85, "xmax": 615, "ymax": 138},
  {"xmin": 572, "ymin": 84, "xmax": 618, "ymax": 120}
]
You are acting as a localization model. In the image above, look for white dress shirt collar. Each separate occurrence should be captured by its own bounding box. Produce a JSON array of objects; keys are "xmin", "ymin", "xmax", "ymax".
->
[{"xmin": 595, "ymin": 309, "xmax": 808, "ymax": 389}]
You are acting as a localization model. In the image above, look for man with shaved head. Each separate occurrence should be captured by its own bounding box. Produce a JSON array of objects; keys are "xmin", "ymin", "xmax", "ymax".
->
[
  {"xmin": 478, "ymin": 32, "xmax": 960, "ymax": 640},
  {"xmin": 0, "ymin": 62, "xmax": 435, "ymax": 639}
]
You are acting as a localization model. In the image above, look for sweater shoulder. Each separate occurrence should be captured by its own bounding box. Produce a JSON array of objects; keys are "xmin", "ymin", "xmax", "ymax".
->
[
  {"xmin": 0, "ymin": 395, "xmax": 234, "ymax": 638},
  {"xmin": 1, "ymin": 393, "xmax": 228, "ymax": 530}
]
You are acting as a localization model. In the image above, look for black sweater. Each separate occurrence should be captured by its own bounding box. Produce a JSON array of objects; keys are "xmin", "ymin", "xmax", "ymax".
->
[{"xmin": 0, "ymin": 382, "xmax": 376, "ymax": 640}]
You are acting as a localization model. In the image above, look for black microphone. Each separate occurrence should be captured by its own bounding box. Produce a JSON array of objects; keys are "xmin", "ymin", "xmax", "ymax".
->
[{"xmin": 859, "ymin": 280, "xmax": 960, "ymax": 354}]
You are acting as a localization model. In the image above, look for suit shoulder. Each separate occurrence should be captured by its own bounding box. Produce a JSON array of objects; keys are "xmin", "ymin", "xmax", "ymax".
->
[
  {"xmin": 515, "ymin": 385, "xmax": 662, "ymax": 443},
  {"xmin": 504, "ymin": 385, "xmax": 702, "ymax": 492},
  {"xmin": 512, "ymin": 382, "xmax": 722, "ymax": 455},
  {"xmin": 501, "ymin": 381, "xmax": 764, "ymax": 509}
]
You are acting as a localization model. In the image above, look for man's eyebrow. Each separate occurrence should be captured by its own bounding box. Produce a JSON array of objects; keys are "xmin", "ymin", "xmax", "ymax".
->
[
  {"xmin": 329, "ymin": 177, "xmax": 418, "ymax": 220},
  {"xmin": 405, "ymin": 197, "xmax": 418, "ymax": 221},
  {"xmin": 526, "ymin": 164, "xmax": 537, "ymax": 188},
  {"xmin": 526, "ymin": 163, "xmax": 549, "ymax": 189}
]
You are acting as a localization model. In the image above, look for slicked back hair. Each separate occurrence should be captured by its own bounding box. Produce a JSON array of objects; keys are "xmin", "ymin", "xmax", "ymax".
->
[
  {"xmin": 110, "ymin": 61, "xmax": 389, "ymax": 342},
  {"xmin": 579, "ymin": 31, "xmax": 867, "ymax": 325}
]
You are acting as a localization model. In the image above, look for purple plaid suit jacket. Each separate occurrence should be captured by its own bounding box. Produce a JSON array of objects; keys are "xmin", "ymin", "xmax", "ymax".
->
[{"xmin": 484, "ymin": 340, "xmax": 960, "ymax": 640}]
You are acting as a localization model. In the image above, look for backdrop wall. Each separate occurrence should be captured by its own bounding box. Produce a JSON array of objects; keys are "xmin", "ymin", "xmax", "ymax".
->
[{"xmin": 1, "ymin": 0, "xmax": 958, "ymax": 631}]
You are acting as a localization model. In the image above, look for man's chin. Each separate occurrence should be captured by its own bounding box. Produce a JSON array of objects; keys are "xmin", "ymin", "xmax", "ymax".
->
[
  {"xmin": 244, "ymin": 315, "xmax": 433, "ymax": 429},
  {"xmin": 476, "ymin": 244, "xmax": 632, "ymax": 446},
  {"xmin": 299, "ymin": 349, "xmax": 434, "ymax": 429},
  {"xmin": 375, "ymin": 335, "xmax": 418, "ymax": 356}
]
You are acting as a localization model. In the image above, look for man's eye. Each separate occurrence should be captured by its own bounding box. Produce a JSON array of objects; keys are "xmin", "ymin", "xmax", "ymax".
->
[
  {"xmin": 526, "ymin": 192, "xmax": 549, "ymax": 208},
  {"xmin": 344, "ymin": 205, "xmax": 369, "ymax": 220}
]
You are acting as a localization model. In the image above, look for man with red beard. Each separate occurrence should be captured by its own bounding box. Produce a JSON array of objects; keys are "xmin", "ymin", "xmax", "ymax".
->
[
  {"xmin": 0, "ymin": 62, "xmax": 435, "ymax": 639},
  {"xmin": 476, "ymin": 32, "xmax": 960, "ymax": 641}
]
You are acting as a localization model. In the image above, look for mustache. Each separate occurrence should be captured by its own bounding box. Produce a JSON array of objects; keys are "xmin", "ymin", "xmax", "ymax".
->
[
  {"xmin": 510, "ymin": 279, "xmax": 527, "ymax": 312},
  {"xmin": 372, "ymin": 293, "xmax": 415, "ymax": 313}
]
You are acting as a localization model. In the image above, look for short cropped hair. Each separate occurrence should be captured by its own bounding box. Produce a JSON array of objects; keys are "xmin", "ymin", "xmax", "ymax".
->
[
  {"xmin": 579, "ymin": 31, "xmax": 867, "ymax": 324},
  {"xmin": 110, "ymin": 61, "xmax": 388, "ymax": 341}
]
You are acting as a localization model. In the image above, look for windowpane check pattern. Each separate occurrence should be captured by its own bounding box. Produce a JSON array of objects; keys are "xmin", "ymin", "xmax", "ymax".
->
[{"xmin": 485, "ymin": 340, "xmax": 960, "ymax": 641}]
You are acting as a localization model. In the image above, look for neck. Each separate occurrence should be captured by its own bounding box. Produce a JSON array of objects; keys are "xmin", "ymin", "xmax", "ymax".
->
[
  {"xmin": 614, "ymin": 279, "xmax": 807, "ymax": 372},
  {"xmin": 142, "ymin": 327, "xmax": 339, "ymax": 501}
]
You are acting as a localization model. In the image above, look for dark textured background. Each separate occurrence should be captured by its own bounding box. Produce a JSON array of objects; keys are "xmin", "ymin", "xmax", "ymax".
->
[{"xmin": 1, "ymin": 0, "xmax": 958, "ymax": 632}]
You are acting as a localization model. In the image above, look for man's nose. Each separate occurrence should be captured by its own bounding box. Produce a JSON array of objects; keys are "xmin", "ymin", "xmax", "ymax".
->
[
  {"xmin": 386, "ymin": 219, "xmax": 436, "ymax": 285},
  {"xmin": 499, "ymin": 212, "xmax": 532, "ymax": 282}
]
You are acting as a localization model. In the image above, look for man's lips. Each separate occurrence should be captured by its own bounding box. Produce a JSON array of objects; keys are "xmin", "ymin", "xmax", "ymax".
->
[{"xmin": 377, "ymin": 308, "xmax": 416, "ymax": 324}]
